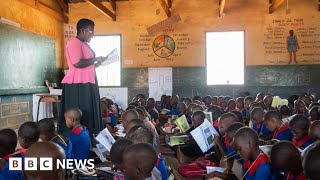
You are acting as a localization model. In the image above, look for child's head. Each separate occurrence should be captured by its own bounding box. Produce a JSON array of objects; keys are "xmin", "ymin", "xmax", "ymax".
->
[
  {"xmin": 309, "ymin": 106, "xmax": 319, "ymax": 122},
  {"xmin": 193, "ymin": 95, "xmax": 202, "ymax": 101},
  {"xmin": 122, "ymin": 143, "xmax": 157, "ymax": 180},
  {"xmin": 191, "ymin": 111, "xmax": 206, "ymax": 128},
  {"xmin": 164, "ymin": 96, "xmax": 171, "ymax": 104},
  {"xmin": 146, "ymin": 98, "xmax": 155, "ymax": 108},
  {"xmin": 128, "ymin": 101, "xmax": 140, "ymax": 108},
  {"xmin": 100, "ymin": 100, "xmax": 108, "ymax": 113},
  {"xmin": 256, "ymin": 92, "xmax": 265, "ymax": 102},
  {"xmin": 244, "ymin": 96, "xmax": 254, "ymax": 109},
  {"xmin": 263, "ymin": 95, "xmax": 273, "ymax": 108},
  {"xmin": 264, "ymin": 110, "xmax": 282, "ymax": 132},
  {"xmin": 122, "ymin": 109, "xmax": 140, "ymax": 130},
  {"xmin": 225, "ymin": 122, "xmax": 244, "ymax": 144},
  {"xmin": 136, "ymin": 107, "xmax": 146, "ymax": 120},
  {"xmin": 18, "ymin": 121, "xmax": 40, "ymax": 149},
  {"xmin": 227, "ymin": 99, "xmax": 236, "ymax": 111},
  {"xmin": 191, "ymin": 105, "xmax": 204, "ymax": 115},
  {"xmin": 235, "ymin": 97, "xmax": 244, "ymax": 109},
  {"xmin": 178, "ymin": 102, "xmax": 187, "ymax": 114},
  {"xmin": 203, "ymin": 95, "xmax": 212, "ymax": 106},
  {"xmin": 207, "ymin": 105, "xmax": 222, "ymax": 121},
  {"xmin": 24, "ymin": 142, "xmax": 66, "ymax": 180},
  {"xmin": 289, "ymin": 114, "xmax": 310, "ymax": 141},
  {"xmin": 183, "ymin": 97, "xmax": 192, "ymax": 107},
  {"xmin": 279, "ymin": 105, "xmax": 290, "ymax": 118},
  {"xmin": 211, "ymin": 96, "xmax": 218, "ymax": 105},
  {"xmin": 302, "ymin": 141, "xmax": 320, "ymax": 180},
  {"xmin": 38, "ymin": 118, "xmax": 56, "ymax": 141},
  {"xmin": 230, "ymin": 110, "xmax": 243, "ymax": 123},
  {"xmin": 249, "ymin": 102, "xmax": 264, "ymax": 113},
  {"xmin": 250, "ymin": 107, "xmax": 264, "ymax": 125},
  {"xmin": 217, "ymin": 96, "xmax": 223, "ymax": 106},
  {"xmin": 270, "ymin": 141, "xmax": 301, "ymax": 175},
  {"xmin": 0, "ymin": 129, "xmax": 17, "ymax": 157},
  {"xmin": 309, "ymin": 102, "xmax": 320, "ymax": 109},
  {"xmin": 187, "ymin": 103, "xmax": 196, "ymax": 115},
  {"xmin": 309, "ymin": 120, "xmax": 320, "ymax": 141},
  {"xmin": 304, "ymin": 96, "xmax": 312, "ymax": 108},
  {"xmin": 295, "ymin": 100, "xmax": 306, "ymax": 114},
  {"xmin": 126, "ymin": 119, "xmax": 145, "ymax": 132},
  {"xmin": 161, "ymin": 95, "xmax": 166, "ymax": 102},
  {"xmin": 170, "ymin": 94, "xmax": 179, "ymax": 106},
  {"xmin": 138, "ymin": 98, "xmax": 146, "ymax": 107},
  {"xmin": 219, "ymin": 112, "xmax": 241, "ymax": 135},
  {"xmin": 109, "ymin": 138, "xmax": 134, "ymax": 171},
  {"xmin": 126, "ymin": 125, "xmax": 153, "ymax": 144},
  {"xmin": 233, "ymin": 127, "xmax": 259, "ymax": 161},
  {"xmin": 64, "ymin": 108, "xmax": 82, "ymax": 129}
]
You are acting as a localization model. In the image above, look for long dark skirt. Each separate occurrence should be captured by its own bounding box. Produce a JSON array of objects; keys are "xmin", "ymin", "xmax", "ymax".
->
[{"xmin": 57, "ymin": 83, "xmax": 103, "ymax": 136}]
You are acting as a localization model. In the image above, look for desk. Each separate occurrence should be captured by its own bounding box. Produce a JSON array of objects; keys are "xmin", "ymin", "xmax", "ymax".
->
[{"xmin": 33, "ymin": 94, "xmax": 61, "ymax": 122}]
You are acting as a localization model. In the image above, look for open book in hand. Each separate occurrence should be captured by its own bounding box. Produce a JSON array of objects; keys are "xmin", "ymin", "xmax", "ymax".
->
[
  {"xmin": 95, "ymin": 127, "xmax": 116, "ymax": 153},
  {"xmin": 102, "ymin": 48, "xmax": 120, "ymax": 66},
  {"xmin": 190, "ymin": 119, "xmax": 219, "ymax": 153},
  {"xmin": 168, "ymin": 135, "xmax": 189, "ymax": 147},
  {"xmin": 175, "ymin": 115, "xmax": 190, "ymax": 133}
]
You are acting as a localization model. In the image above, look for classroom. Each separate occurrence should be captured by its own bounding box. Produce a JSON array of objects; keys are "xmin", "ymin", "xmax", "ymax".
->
[{"xmin": 1, "ymin": 0, "xmax": 320, "ymax": 179}]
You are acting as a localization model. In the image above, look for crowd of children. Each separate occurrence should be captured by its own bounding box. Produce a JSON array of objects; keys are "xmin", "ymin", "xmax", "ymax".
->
[{"xmin": 1, "ymin": 92, "xmax": 320, "ymax": 179}]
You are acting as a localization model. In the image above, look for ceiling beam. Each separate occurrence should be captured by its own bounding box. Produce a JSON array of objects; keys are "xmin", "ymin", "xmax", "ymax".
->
[
  {"xmin": 318, "ymin": 0, "xmax": 320, "ymax": 11},
  {"xmin": 219, "ymin": 0, "xmax": 225, "ymax": 17},
  {"xmin": 167, "ymin": 0, "xmax": 172, "ymax": 8},
  {"xmin": 269, "ymin": 0, "xmax": 285, "ymax": 13},
  {"xmin": 56, "ymin": 0, "xmax": 69, "ymax": 13},
  {"xmin": 110, "ymin": 0, "xmax": 116, "ymax": 11},
  {"xmin": 158, "ymin": 0, "xmax": 171, "ymax": 17},
  {"xmin": 85, "ymin": 0, "xmax": 116, "ymax": 21}
]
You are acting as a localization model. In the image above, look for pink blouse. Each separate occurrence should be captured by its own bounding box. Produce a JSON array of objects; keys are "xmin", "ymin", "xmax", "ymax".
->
[{"xmin": 62, "ymin": 38, "xmax": 96, "ymax": 84}]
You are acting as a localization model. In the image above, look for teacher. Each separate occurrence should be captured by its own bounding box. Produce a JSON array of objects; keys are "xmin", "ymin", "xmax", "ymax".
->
[{"xmin": 58, "ymin": 18, "xmax": 105, "ymax": 136}]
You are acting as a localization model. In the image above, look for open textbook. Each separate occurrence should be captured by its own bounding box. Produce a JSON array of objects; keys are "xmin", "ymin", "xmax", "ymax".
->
[
  {"xmin": 190, "ymin": 119, "xmax": 219, "ymax": 153},
  {"xmin": 168, "ymin": 135, "xmax": 189, "ymax": 147},
  {"xmin": 204, "ymin": 111, "xmax": 213, "ymax": 124},
  {"xmin": 95, "ymin": 128, "xmax": 116, "ymax": 153},
  {"xmin": 175, "ymin": 115, "xmax": 190, "ymax": 133},
  {"xmin": 102, "ymin": 48, "xmax": 120, "ymax": 66}
]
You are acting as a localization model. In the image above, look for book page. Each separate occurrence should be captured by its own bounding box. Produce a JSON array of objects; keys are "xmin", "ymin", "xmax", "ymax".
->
[
  {"xmin": 95, "ymin": 128, "xmax": 116, "ymax": 152},
  {"xmin": 175, "ymin": 115, "xmax": 190, "ymax": 133}
]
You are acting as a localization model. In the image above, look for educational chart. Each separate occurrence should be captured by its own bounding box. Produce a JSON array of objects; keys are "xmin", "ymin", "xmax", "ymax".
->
[
  {"xmin": 64, "ymin": 24, "xmax": 76, "ymax": 45},
  {"xmin": 99, "ymin": 88, "xmax": 128, "ymax": 110},
  {"xmin": 152, "ymin": 35, "xmax": 175, "ymax": 58},
  {"xmin": 148, "ymin": 68, "xmax": 172, "ymax": 101},
  {"xmin": 263, "ymin": 17, "xmax": 320, "ymax": 65}
]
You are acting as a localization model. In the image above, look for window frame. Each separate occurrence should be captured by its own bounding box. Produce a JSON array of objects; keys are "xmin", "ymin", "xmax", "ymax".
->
[{"xmin": 205, "ymin": 30, "xmax": 246, "ymax": 86}]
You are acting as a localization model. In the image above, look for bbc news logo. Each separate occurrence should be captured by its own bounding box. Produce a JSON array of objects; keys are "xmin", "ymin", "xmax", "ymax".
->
[{"xmin": 9, "ymin": 158, "xmax": 94, "ymax": 170}]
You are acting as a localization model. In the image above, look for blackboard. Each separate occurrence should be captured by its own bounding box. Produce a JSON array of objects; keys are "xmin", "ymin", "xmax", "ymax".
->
[{"xmin": 0, "ymin": 23, "xmax": 56, "ymax": 94}]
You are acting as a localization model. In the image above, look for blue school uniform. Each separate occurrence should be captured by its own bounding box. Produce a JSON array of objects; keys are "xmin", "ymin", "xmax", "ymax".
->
[
  {"xmin": 168, "ymin": 105, "xmax": 180, "ymax": 115},
  {"xmin": 252, "ymin": 123, "xmax": 273, "ymax": 136},
  {"xmin": 102, "ymin": 112, "xmax": 117, "ymax": 128},
  {"xmin": 68, "ymin": 126, "xmax": 91, "ymax": 161},
  {"xmin": 155, "ymin": 155, "xmax": 168, "ymax": 180},
  {"xmin": 52, "ymin": 135, "xmax": 73, "ymax": 159},
  {"xmin": 272, "ymin": 122, "xmax": 293, "ymax": 141},
  {"xmin": 292, "ymin": 135, "xmax": 313, "ymax": 150},
  {"xmin": 243, "ymin": 153, "xmax": 277, "ymax": 180},
  {"xmin": 223, "ymin": 136, "xmax": 242, "ymax": 163},
  {"xmin": 0, "ymin": 151, "xmax": 24, "ymax": 180}
]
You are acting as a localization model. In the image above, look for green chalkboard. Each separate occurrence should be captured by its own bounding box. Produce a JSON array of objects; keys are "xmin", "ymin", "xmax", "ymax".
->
[{"xmin": 0, "ymin": 23, "xmax": 56, "ymax": 94}]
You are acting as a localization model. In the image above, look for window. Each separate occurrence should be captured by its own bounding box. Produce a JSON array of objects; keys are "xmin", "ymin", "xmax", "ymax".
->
[
  {"xmin": 206, "ymin": 31, "xmax": 244, "ymax": 85},
  {"xmin": 89, "ymin": 35, "xmax": 121, "ymax": 86}
]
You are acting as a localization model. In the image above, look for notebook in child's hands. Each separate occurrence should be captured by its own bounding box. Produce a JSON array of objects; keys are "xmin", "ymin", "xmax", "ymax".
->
[
  {"xmin": 95, "ymin": 128, "xmax": 115, "ymax": 152},
  {"xmin": 190, "ymin": 119, "xmax": 219, "ymax": 153},
  {"xmin": 175, "ymin": 115, "xmax": 190, "ymax": 133}
]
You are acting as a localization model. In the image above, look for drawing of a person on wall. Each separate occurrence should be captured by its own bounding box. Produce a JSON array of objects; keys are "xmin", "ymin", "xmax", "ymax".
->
[{"xmin": 287, "ymin": 30, "xmax": 300, "ymax": 64}]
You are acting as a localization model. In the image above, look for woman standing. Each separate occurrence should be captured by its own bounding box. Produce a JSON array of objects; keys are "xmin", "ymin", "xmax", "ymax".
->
[
  {"xmin": 58, "ymin": 18, "xmax": 106, "ymax": 136},
  {"xmin": 287, "ymin": 30, "xmax": 300, "ymax": 64}
]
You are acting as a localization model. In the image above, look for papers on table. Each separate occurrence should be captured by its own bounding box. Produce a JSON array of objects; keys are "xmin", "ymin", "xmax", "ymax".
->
[
  {"xmin": 95, "ymin": 128, "xmax": 116, "ymax": 152},
  {"xmin": 175, "ymin": 115, "xmax": 190, "ymax": 133},
  {"xmin": 206, "ymin": 166, "xmax": 226, "ymax": 174},
  {"xmin": 102, "ymin": 48, "xmax": 119, "ymax": 66},
  {"xmin": 168, "ymin": 135, "xmax": 189, "ymax": 147},
  {"xmin": 190, "ymin": 119, "xmax": 219, "ymax": 153}
]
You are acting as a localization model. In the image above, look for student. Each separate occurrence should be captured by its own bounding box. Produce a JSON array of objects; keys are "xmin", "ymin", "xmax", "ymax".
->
[
  {"xmin": 271, "ymin": 141, "xmax": 305, "ymax": 180},
  {"xmin": 255, "ymin": 92, "xmax": 265, "ymax": 102},
  {"xmin": 227, "ymin": 99, "xmax": 236, "ymax": 112},
  {"xmin": 122, "ymin": 143, "xmax": 158, "ymax": 180},
  {"xmin": 289, "ymin": 114, "xmax": 313, "ymax": 149},
  {"xmin": 23, "ymin": 142, "xmax": 66, "ymax": 180},
  {"xmin": 309, "ymin": 106, "xmax": 319, "ymax": 122},
  {"xmin": 294, "ymin": 100, "xmax": 308, "ymax": 116},
  {"xmin": 191, "ymin": 105, "xmax": 204, "ymax": 115},
  {"xmin": 211, "ymin": 96, "xmax": 218, "ymax": 106},
  {"xmin": 207, "ymin": 105, "xmax": 222, "ymax": 132},
  {"xmin": 126, "ymin": 118, "xmax": 145, "ymax": 132},
  {"xmin": 121, "ymin": 109, "xmax": 140, "ymax": 131},
  {"xmin": 146, "ymin": 98, "xmax": 159, "ymax": 122},
  {"xmin": 65, "ymin": 108, "xmax": 90, "ymax": 161},
  {"xmin": 263, "ymin": 95, "xmax": 273, "ymax": 111},
  {"xmin": 183, "ymin": 97, "xmax": 192, "ymax": 107},
  {"xmin": 101, "ymin": 100, "xmax": 118, "ymax": 130},
  {"xmin": 203, "ymin": 95, "xmax": 212, "ymax": 107},
  {"xmin": 230, "ymin": 110, "xmax": 244, "ymax": 124},
  {"xmin": 264, "ymin": 110, "xmax": 293, "ymax": 141},
  {"xmin": 235, "ymin": 97, "xmax": 247, "ymax": 118},
  {"xmin": 250, "ymin": 107, "xmax": 273, "ymax": 140},
  {"xmin": 177, "ymin": 102, "xmax": 191, "ymax": 124},
  {"xmin": 302, "ymin": 141, "xmax": 320, "ymax": 180},
  {"xmin": 17, "ymin": 121, "xmax": 40, "ymax": 154},
  {"xmin": 0, "ymin": 129, "xmax": 23, "ymax": 180},
  {"xmin": 126, "ymin": 126, "xmax": 168, "ymax": 180},
  {"xmin": 38, "ymin": 118, "xmax": 72, "ymax": 159},
  {"xmin": 169, "ymin": 94, "xmax": 180, "ymax": 115},
  {"xmin": 233, "ymin": 127, "xmax": 277, "ymax": 180},
  {"xmin": 186, "ymin": 103, "xmax": 196, "ymax": 116},
  {"xmin": 109, "ymin": 138, "xmax": 133, "ymax": 180},
  {"xmin": 244, "ymin": 96, "xmax": 254, "ymax": 110},
  {"xmin": 279, "ymin": 105, "xmax": 291, "ymax": 122},
  {"xmin": 217, "ymin": 96, "xmax": 223, "ymax": 107},
  {"xmin": 163, "ymin": 96, "xmax": 172, "ymax": 110},
  {"xmin": 136, "ymin": 107, "xmax": 159, "ymax": 146},
  {"xmin": 309, "ymin": 120, "xmax": 320, "ymax": 141}
]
